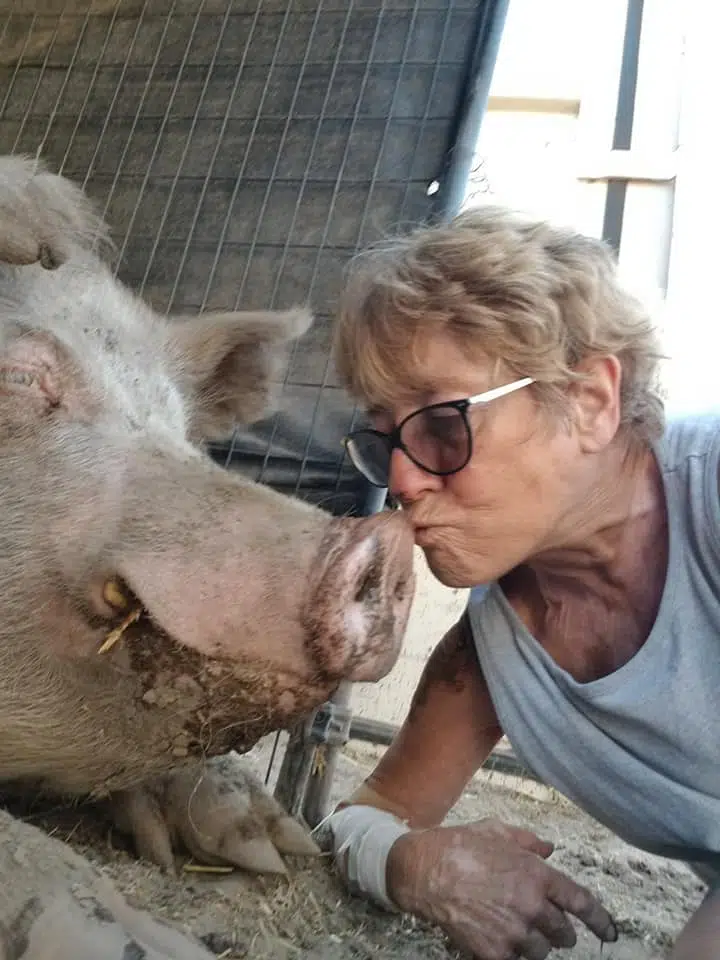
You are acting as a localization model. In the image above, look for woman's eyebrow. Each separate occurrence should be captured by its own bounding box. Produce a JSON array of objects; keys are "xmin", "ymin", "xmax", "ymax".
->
[{"xmin": 365, "ymin": 381, "xmax": 465, "ymax": 418}]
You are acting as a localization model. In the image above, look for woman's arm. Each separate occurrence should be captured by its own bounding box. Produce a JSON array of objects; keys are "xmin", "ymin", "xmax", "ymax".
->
[
  {"xmin": 339, "ymin": 609, "xmax": 503, "ymax": 827},
  {"xmin": 323, "ymin": 611, "xmax": 617, "ymax": 958}
]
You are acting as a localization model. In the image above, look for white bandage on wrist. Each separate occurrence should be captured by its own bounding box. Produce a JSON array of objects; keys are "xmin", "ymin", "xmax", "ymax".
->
[{"xmin": 316, "ymin": 805, "xmax": 411, "ymax": 912}]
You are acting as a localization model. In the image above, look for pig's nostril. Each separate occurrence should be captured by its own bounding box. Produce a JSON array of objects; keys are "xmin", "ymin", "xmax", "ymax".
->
[
  {"xmin": 38, "ymin": 242, "xmax": 61, "ymax": 271},
  {"xmin": 102, "ymin": 577, "xmax": 131, "ymax": 611},
  {"xmin": 354, "ymin": 562, "xmax": 382, "ymax": 605}
]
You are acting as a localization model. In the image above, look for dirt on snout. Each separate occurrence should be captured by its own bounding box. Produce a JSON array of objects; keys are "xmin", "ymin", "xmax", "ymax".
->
[{"xmin": 15, "ymin": 736, "xmax": 706, "ymax": 960}]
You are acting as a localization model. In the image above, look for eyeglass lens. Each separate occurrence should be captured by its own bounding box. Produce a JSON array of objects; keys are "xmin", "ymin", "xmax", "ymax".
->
[{"xmin": 347, "ymin": 404, "xmax": 471, "ymax": 486}]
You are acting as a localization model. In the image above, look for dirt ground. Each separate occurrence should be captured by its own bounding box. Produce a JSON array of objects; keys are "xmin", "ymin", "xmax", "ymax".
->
[{"xmin": 19, "ymin": 735, "xmax": 707, "ymax": 960}]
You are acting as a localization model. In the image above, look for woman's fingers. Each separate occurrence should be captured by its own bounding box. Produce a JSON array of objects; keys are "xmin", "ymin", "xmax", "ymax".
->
[
  {"xmin": 518, "ymin": 929, "xmax": 553, "ymax": 960},
  {"xmin": 536, "ymin": 900, "xmax": 577, "ymax": 948},
  {"xmin": 505, "ymin": 826, "xmax": 554, "ymax": 859},
  {"xmin": 545, "ymin": 868, "xmax": 618, "ymax": 943},
  {"xmin": 465, "ymin": 819, "xmax": 555, "ymax": 859}
]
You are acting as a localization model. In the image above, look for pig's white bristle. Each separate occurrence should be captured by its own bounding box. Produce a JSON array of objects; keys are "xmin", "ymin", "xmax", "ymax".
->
[{"xmin": 343, "ymin": 605, "xmax": 369, "ymax": 652}]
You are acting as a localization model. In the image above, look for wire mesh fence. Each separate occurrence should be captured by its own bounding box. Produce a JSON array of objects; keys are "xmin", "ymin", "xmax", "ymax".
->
[{"xmin": 0, "ymin": 0, "xmax": 482, "ymax": 519}]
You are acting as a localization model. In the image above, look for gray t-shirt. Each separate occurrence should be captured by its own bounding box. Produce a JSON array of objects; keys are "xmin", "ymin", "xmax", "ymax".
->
[{"xmin": 467, "ymin": 413, "xmax": 720, "ymax": 883}]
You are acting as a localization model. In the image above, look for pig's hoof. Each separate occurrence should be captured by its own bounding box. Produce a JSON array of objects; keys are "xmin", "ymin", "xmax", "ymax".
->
[
  {"xmin": 0, "ymin": 807, "xmax": 213, "ymax": 960},
  {"xmin": 111, "ymin": 752, "xmax": 322, "ymax": 876}
]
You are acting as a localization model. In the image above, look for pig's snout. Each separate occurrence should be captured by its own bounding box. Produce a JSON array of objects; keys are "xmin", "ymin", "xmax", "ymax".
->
[{"xmin": 304, "ymin": 511, "xmax": 416, "ymax": 683}]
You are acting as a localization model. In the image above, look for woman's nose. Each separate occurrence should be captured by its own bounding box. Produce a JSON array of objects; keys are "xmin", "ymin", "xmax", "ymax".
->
[{"xmin": 388, "ymin": 448, "xmax": 442, "ymax": 502}]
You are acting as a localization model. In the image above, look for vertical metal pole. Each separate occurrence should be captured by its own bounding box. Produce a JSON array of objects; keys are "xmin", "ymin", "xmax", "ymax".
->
[
  {"xmin": 602, "ymin": 0, "xmax": 644, "ymax": 252},
  {"xmin": 273, "ymin": 721, "xmax": 316, "ymax": 819},
  {"xmin": 301, "ymin": 682, "xmax": 353, "ymax": 827},
  {"xmin": 431, "ymin": 0, "xmax": 510, "ymax": 221}
]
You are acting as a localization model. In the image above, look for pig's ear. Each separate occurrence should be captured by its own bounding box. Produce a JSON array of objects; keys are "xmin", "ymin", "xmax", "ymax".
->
[{"xmin": 166, "ymin": 306, "xmax": 313, "ymax": 442}]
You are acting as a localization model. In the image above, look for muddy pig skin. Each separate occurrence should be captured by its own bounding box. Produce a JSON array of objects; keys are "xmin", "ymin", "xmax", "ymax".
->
[{"xmin": 0, "ymin": 153, "xmax": 416, "ymax": 894}]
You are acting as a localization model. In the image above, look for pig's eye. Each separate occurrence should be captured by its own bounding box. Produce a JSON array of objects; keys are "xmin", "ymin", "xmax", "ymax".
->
[
  {"xmin": 0, "ymin": 358, "xmax": 64, "ymax": 415},
  {"xmin": 0, "ymin": 368, "xmax": 37, "ymax": 387}
]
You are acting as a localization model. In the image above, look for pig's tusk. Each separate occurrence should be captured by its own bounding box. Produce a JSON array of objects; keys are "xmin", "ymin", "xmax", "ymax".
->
[
  {"xmin": 98, "ymin": 606, "xmax": 142, "ymax": 654},
  {"xmin": 102, "ymin": 578, "xmax": 130, "ymax": 610}
]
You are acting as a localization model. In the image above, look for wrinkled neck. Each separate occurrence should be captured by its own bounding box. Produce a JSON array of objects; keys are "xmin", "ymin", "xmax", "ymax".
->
[{"xmin": 527, "ymin": 437, "xmax": 664, "ymax": 589}]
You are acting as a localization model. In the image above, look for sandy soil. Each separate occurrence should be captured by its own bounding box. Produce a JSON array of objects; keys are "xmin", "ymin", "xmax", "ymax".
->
[{"xmin": 14, "ymin": 734, "xmax": 706, "ymax": 960}]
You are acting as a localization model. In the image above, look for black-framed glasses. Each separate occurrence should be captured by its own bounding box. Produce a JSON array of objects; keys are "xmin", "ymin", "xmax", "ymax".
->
[{"xmin": 342, "ymin": 377, "xmax": 534, "ymax": 488}]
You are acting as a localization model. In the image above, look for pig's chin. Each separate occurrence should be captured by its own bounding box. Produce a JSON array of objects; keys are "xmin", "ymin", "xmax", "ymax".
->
[{"xmin": 95, "ymin": 600, "xmax": 338, "ymax": 769}]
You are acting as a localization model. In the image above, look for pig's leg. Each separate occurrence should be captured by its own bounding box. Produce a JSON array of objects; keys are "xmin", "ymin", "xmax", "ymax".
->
[
  {"xmin": 0, "ymin": 806, "xmax": 214, "ymax": 959},
  {"xmin": 0, "ymin": 155, "xmax": 110, "ymax": 268},
  {"xmin": 110, "ymin": 753, "xmax": 321, "ymax": 876}
]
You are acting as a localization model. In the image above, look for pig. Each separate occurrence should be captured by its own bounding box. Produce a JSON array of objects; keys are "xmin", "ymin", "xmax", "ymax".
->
[{"xmin": 0, "ymin": 154, "xmax": 415, "ymax": 958}]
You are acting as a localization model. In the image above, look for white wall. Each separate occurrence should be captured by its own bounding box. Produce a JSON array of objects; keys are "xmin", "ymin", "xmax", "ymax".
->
[{"xmin": 351, "ymin": 547, "xmax": 468, "ymax": 726}]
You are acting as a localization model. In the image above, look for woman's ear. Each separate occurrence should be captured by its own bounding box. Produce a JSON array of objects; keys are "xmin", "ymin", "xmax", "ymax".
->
[{"xmin": 568, "ymin": 355, "xmax": 623, "ymax": 453}]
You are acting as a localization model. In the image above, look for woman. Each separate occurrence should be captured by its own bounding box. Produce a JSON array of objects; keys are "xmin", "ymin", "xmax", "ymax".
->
[{"xmin": 319, "ymin": 205, "xmax": 720, "ymax": 959}]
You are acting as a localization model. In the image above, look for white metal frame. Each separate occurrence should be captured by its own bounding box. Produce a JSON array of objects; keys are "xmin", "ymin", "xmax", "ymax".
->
[{"xmin": 661, "ymin": 0, "xmax": 720, "ymax": 414}]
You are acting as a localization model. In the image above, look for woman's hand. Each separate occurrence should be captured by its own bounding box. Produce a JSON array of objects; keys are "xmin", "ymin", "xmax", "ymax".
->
[{"xmin": 387, "ymin": 818, "xmax": 617, "ymax": 960}]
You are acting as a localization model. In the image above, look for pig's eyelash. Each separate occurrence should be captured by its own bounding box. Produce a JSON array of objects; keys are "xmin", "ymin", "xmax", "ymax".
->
[{"xmin": 0, "ymin": 368, "xmax": 37, "ymax": 386}]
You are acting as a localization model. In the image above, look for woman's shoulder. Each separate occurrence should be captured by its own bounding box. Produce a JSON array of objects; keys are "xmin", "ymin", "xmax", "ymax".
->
[
  {"xmin": 657, "ymin": 410, "xmax": 720, "ymax": 471},
  {"xmin": 465, "ymin": 583, "xmax": 505, "ymax": 637},
  {"xmin": 658, "ymin": 412, "xmax": 720, "ymax": 564}
]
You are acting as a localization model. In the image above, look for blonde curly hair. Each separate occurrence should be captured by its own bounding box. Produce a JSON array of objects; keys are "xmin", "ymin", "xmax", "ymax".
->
[{"xmin": 333, "ymin": 205, "xmax": 665, "ymax": 443}]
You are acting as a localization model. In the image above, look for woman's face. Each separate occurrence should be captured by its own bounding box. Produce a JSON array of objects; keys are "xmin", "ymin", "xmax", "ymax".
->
[{"xmin": 368, "ymin": 336, "xmax": 620, "ymax": 587}]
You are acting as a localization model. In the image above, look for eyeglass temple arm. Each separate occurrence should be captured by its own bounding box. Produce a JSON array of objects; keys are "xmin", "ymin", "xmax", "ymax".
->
[{"xmin": 467, "ymin": 377, "xmax": 534, "ymax": 405}]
